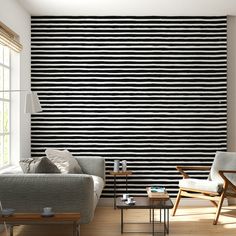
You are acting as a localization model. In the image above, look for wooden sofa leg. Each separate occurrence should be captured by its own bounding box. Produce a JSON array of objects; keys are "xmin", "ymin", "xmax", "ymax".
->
[
  {"xmin": 213, "ymin": 194, "xmax": 225, "ymax": 225},
  {"xmin": 172, "ymin": 189, "xmax": 182, "ymax": 216}
]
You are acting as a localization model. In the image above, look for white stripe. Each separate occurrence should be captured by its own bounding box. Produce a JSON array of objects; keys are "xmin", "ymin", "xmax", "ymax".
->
[
  {"xmin": 31, "ymin": 26, "xmax": 226, "ymax": 30},
  {"xmin": 31, "ymin": 76, "xmax": 227, "ymax": 80},
  {"xmin": 31, "ymin": 141, "xmax": 227, "ymax": 146},
  {"xmin": 31, "ymin": 58, "xmax": 227, "ymax": 62},
  {"xmin": 32, "ymin": 81, "xmax": 227, "ymax": 85},
  {"xmin": 41, "ymin": 103, "xmax": 226, "ymax": 108},
  {"xmin": 31, "ymin": 129, "xmax": 226, "ymax": 133},
  {"xmin": 31, "ymin": 45, "xmax": 227, "ymax": 49},
  {"xmin": 31, "ymin": 133, "xmax": 226, "ymax": 137},
  {"xmin": 36, "ymin": 111, "xmax": 227, "ymax": 115},
  {"xmin": 31, "ymin": 19, "xmax": 226, "ymax": 23},
  {"xmin": 31, "ymin": 53, "xmax": 226, "ymax": 58},
  {"xmin": 31, "ymin": 31, "xmax": 226, "ymax": 35},
  {"xmin": 31, "ymin": 120, "xmax": 227, "ymax": 124},
  {"xmin": 32, "ymin": 116, "xmax": 227, "ymax": 120},
  {"xmin": 33, "ymin": 90, "xmax": 227, "ymax": 94},
  {"xmin": 31, "ymin": 40, "xmax": 227, "ymax": 44}
]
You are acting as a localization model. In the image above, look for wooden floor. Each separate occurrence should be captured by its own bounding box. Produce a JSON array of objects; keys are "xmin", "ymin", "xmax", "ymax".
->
[{"xmin": 1, "ymin": 206, "xmax": 236, "ymax": 236}]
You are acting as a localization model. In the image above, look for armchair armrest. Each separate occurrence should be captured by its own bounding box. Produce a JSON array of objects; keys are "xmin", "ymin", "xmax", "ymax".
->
[
  {"xmin": 218, "ymin": 170, "xmax": 236, "ymax": 193},
  {"xmin": 218, "ymin": 170, "xmax": 236, "ymax": 174},
  {"xmin": 176, "ymin": 166, "xmax": 211, "ymax": 179}
]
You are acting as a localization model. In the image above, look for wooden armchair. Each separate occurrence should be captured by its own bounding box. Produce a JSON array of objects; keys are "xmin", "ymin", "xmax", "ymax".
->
[{"xmin": 172, "ymin": 152, "xmax": 236, "ymax": 225}]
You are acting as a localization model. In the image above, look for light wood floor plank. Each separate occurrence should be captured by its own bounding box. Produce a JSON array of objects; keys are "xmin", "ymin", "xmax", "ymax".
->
[{"xmin": 0, "ymin": 206, "xmax": 235, "ymax": 236}]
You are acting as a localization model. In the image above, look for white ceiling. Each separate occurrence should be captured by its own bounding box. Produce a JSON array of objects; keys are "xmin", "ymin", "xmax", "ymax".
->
[{"xmin": 17, "ymin": 0, "xmax": 236, "ymax": 16}]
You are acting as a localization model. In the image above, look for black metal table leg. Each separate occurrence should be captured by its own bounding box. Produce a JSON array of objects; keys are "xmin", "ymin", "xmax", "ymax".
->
[
  {"xmin": 126, "ymin": 175, "xmax": 128, "ymax": 193},
  {"xmin": 149, "ymin": 209, "xmax": 152, "ymax": 222},
  {"xmin": 167, "ymin": 209, "xmax": 169, "ymax": 234},
  {"xmin": 121, "ymin": 208, "xmax": 124, "ymax": 233},
  {"xmin": 10, "ymin": 225, "xmax": 13, "ymax": 236},
  {"xmin": 160, "ymin": 208, "xmax": 162, "ymax": 223},
  {"xmin": 164, "ymin": 202, "xmax": 166, "ymax": 236},
  {"xmin": 114, "ymin": 175, "xmax": 116, "ymax": 209},
  {"xmin": 73, "ymin": 222, "xmax": 76, "ymax": 236},
  {"xmin": 152, "ymin": 208, "xmax": 155, "ymax": 236}
]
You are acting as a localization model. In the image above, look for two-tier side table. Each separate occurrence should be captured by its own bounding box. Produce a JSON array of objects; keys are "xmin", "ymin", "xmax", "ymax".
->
[{"xmin": 109, "ymin": 171, "xmax": 132, "ymax": 208}]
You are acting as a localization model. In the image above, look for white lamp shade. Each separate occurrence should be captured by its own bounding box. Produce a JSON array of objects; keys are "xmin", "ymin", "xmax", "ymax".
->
[{"xmin": 25, "ymin": 92, "xmax": 42, "ymax": 113}]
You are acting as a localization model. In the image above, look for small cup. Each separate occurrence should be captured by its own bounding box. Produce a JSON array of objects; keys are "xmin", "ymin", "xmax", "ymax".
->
[
  {"xmin": 122, "ymin": 194, "xmax": 129, "ymax": 200},
  {"xmin": 127, "ymin": 197, "xmax": 132, "ymax": 204},
  {"xmin": 121, "ymin": 160, "xmax": 127, "ymax": 172},
  {"xmin": 113, "ymin": 160, "xmax": 120, "ymax": 172},
  {"xmin": 2, "ymin": 208, "xmax": 15, "ymax": 216},
  {"xmin": 43, "ymin": 207, "xmax": 52, "ymax": 214}
]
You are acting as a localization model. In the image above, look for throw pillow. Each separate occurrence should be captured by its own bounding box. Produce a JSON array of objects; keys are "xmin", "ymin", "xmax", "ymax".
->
[
  {"xmin": 45, "ymin": 149, "xmax": 83, "ymax": 174},
  {"xmin": 19, "ymin": 157, "xmax": 60, "ymax": 173}
]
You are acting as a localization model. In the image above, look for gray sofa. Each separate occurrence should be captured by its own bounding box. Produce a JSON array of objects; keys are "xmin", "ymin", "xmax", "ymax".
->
[{"xmin": 0, "ymin": 156, "xmax": 105, "ymax": 224}]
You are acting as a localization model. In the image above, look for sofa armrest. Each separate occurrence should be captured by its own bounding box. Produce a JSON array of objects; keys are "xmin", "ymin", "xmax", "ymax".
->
[
  {"xmin": 75, "ymin": 156, "xmax": 105, "ymax": 181},
  {"xmin": 0, "ymin": 174, "xmax": 94, "ymax": 224}
]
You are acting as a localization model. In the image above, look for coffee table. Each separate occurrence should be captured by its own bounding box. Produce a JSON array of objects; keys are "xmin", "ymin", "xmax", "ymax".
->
[
  {"xmin": 116, "ymin": 197, "xmax": 173, "ymax": 236},
  {"xmin": 0, "ymin": 213, "xmax": 81, "ymax": 236}
]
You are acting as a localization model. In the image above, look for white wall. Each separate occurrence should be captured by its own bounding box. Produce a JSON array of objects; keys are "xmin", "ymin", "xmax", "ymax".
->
[
  {"xmin": 227, "ymin": 16, "xmax": 236, "ymax": 151},
  {"xmin": 18, "ymin": 0, "xmax": 236, "ymax": 16},
  {"xmin": 0, "ymin": 0, "xmax": 31, "ymax": 160}
]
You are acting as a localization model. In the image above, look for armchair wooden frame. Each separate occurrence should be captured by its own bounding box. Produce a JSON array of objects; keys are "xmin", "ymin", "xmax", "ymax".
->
[{"xmin": 172, "ymin": 166, "xmax": 236, "ymax": 225}]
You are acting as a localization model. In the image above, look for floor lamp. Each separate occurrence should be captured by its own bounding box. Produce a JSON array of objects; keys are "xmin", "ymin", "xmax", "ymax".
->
[{"xmin": 0, "ymin": 90, "xmax": 42, "ymax": 113}]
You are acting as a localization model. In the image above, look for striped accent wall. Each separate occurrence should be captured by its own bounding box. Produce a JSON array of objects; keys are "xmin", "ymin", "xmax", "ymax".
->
[{"xmin": 31, "ymin": 16, "xmax": 227, "ymax": 197}]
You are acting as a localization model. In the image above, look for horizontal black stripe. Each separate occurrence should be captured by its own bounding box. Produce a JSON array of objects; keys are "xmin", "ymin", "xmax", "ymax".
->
[
  {"xmin": 32, "ymin": 112, "xmax": 225, "ymax": 116},
  {"xmin": 31, "ymin": 24, "xmax": 226, "ymax": 29},
  {"xmin": 31, "ymin": 51, "xmax": 227, "ymax": 56},
  {"xmin": 31, "ymin": 37, "xmax": 227, "ymax": 42},
  {"xmin": 31, "ymin": 15, "xmax": 227, "ymax": 19},
  {"xmin": 31, "ymin": 140, "xmax": 226, "ymax": 144},
  {"xmin": 31, "ymin": 19, "xmax": 227, "ymax": 24},
  {"xmin": 31, "ymin": 75, "xmax": 227, "ymax": 79},
  {"xmin": 31, "ymin": 42, "xmax": 227, "ymax": 47},
  {"xmin": 31, "ymin": 47, "xmax": 227, "ymax": 51},
  {"xmin": 31, "ymin": 33, "xmax": 227, "ymax": 37},
  {"xmin": 31, "ymin": 61, "xmax": 227, "ymax": 65},
  {"xmin": 31, "ymin": 28, "xmax": 227, "ymax": 33}
]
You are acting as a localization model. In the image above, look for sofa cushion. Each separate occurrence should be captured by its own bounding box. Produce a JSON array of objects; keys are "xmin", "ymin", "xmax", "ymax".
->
[
  {"xmin": 45, "ymin": 149, "xmax": 83, "ymax": 174},
  {"xmin": 179, "ymin": 178, "xmax": 223, "ymax": 193},
  {"xmin": 19, "ymin": 157, "xmax": 60, "ymax": 173},
  {"xmin": 91, "ymin": 175, "xmax": 105, "ymax": 208}
]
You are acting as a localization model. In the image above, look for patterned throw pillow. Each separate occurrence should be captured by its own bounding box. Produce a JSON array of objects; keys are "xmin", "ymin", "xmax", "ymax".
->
[
  {"xmin": 45, "ymin": 149, "xmax": 83, "ymax": 174},
  {"xmin": 19, "ymin": 156, "xmax": 60, "ymax": 173}
]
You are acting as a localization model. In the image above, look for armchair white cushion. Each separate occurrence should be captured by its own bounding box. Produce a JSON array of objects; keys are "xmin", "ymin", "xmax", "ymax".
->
[{"xmin": 179, "ymin": 178, "xmax": 223, "ymax": 193}]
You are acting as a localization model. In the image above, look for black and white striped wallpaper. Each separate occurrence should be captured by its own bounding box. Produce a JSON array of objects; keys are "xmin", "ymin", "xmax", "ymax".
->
[{"xmin": 31, "ymin": 16, "xmax": 227, "ymax": 197}]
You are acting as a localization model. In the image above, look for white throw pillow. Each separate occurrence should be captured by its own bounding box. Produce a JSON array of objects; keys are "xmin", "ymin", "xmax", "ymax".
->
[{"xmin": 45, "ymin": 149, "xmax": 83, "ymax": 174}]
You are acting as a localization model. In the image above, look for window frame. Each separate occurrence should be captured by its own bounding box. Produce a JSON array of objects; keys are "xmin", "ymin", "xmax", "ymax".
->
[{"xmin": 0, "ymin": 44, "xmax": 11, "ymax": 169}]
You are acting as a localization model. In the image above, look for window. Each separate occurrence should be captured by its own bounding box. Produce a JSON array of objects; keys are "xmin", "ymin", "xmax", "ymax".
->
[
  {"xmin": 0, "ymin": 44, "xmax": 11, "ymax": 168},
  {"xmin": 0, "ymin": 22, "xmax": 22, "ymax": 169}
]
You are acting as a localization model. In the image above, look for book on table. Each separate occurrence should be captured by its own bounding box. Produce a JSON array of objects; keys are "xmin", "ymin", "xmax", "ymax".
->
[{"xmin": 146, "ymin": 186, "xmax": 169, "ymax": 199}]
